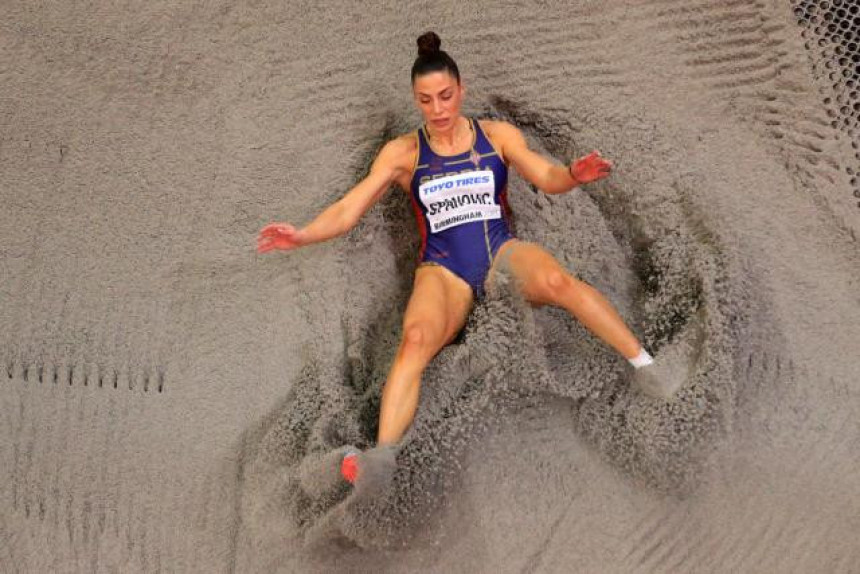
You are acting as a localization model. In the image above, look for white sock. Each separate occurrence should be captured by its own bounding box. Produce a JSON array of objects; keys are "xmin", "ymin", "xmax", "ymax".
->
[{"xmin": 628, "ymin": 347, "xmax": 654, "ymax": 368}]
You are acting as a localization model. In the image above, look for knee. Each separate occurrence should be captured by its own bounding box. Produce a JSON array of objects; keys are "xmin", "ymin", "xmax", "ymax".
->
[
  {"xmin": 537, "ymin": 269, "xmax": 598, "ymax": 307},
  {"xmin": 539, "ymin": 269, "xmax": 574, "ymax": 301},
  {"xmin": 404, "ymin": 324, "xmax": 426, "ymax": 346},
  {"xmin": 400, "ymin": 321, "xmax": 441, "ymax": 357}
]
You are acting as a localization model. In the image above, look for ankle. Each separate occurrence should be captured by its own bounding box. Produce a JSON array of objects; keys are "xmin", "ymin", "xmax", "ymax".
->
[{"xmin": 628, "ymin": 346, "xmax": 654, "ymax": 368}]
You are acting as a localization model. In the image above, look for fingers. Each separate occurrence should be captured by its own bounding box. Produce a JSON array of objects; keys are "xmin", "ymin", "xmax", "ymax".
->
[
  {"xmin": 257, "ymin": 234, "xmax": 279, "ymax": 252},
  {"xmin": 256, "ymin": 221, "xmax": 304, "ymax": 254},
  {"xmin": 590, "ymin": 152, "xmax": 611, "ymax": 166},
  {"xmin": 590, "ymin": 152, "xmax": 613, "ymax": 174},
  {"xmin": 597, "ymin": 162, "xmax": 612, "ymax": 179},
  {"xmin": 585, "ymin": 151, "xmax": 612, "ymax": 164},
  {"xmin": 259, "ymin": 222, "xmax": 294, "ymax": 237},
  {"xmin": 259, "ymin": 225, "xmax": 290, "ymax": 238},
  {"xmin": 577, "ymin": 152, "xmax": 611, "ymax": 166},
  {"xmin": 259, "ymin": 222, "xmax": 283, "ymax": 234}
]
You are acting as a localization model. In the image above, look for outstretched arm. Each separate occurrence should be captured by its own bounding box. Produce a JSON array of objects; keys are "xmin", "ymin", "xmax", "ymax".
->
[
  {"xmin": 493, "ymin": 121, "xmax": 612, "ymax": 195},
  {"xmin": 257, "ymin": 138, "xmax": 408, "ymax": 253}
]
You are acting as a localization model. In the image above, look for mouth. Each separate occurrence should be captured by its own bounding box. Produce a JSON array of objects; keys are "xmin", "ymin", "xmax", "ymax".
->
[{"xmin": 431, "ymin": 118, "xmax": 449, "ymax": 126}]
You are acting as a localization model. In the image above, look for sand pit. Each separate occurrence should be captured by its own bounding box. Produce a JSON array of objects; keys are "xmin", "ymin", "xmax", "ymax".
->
[{"xmin": 2, "ymin": 1, "xmax": 859, "ymax": 572}]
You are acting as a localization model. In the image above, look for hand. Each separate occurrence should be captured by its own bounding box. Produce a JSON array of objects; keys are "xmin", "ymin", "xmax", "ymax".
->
[
  {"xmin": 570, "ymin": 150, "xmax": 613, "ymax": 185},
  {"xmin": 256, "ymin": 222, "xmax": 306, "ymax": 254}
]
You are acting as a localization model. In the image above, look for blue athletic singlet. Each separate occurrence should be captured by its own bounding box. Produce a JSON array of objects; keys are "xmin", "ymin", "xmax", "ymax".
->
[{"xmin": 408, "ymin": 116, "xmax": 516, "ymax": 298}]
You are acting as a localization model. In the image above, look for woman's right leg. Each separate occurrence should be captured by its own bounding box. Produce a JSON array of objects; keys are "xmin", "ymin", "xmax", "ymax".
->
[{"xmin": 376, "ymin": 264, "xmax": 474, "ymax": 445}]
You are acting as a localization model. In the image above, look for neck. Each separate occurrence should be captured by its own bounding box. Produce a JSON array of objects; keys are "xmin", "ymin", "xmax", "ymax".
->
[{"xmin": 426, "ymin": 115, "xmax": 467, "ymax": 148}]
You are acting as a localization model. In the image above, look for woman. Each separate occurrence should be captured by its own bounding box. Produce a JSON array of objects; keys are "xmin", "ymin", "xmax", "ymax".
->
[{"xmin": 257, "ymin": 32, "xmax": 684, "ymax": 485}]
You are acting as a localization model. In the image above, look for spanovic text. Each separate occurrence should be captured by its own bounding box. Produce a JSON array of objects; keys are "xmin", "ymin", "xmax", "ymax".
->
[{"xmin": 418, "ymin": 170, "xmax": 501, "ymax": 233}]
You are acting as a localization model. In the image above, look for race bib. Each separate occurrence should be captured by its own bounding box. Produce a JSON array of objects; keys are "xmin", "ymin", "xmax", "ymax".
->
[{"xmin": 418, "ymin": 170, "xmax": 501, "ymax": 233}]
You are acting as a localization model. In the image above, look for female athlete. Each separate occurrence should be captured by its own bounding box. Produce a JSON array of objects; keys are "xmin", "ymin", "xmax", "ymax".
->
[{"xmin": 257, "ymin": 31, "xmax": 684, "ymax": 485}]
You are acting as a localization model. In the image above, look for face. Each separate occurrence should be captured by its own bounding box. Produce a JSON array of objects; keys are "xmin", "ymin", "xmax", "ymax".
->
[{"xmin": 412, "ymin": 70, "xmax": 465, "ymax": 131}]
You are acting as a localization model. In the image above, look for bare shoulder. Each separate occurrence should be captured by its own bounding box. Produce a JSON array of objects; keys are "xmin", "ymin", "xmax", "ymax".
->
[
  {"xmin": 373, "ymin": 132, "xmax": 415, "ymax": 165},
  {"xmin": 478, "ymin": 119, "xmax": 523, "ymax": 141},
  {"xmin": 372, "ymin": 131, "xmax": 419, "ymax": 191},
  {"xmin": 477, "ymin": 119, "xmax": 526, "ymax": 164}
]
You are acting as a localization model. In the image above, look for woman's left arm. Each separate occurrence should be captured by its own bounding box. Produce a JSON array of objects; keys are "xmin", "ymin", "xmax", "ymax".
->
[{"xmin": 491, "ymin": 121, "xmax": 612, "ymax": 195}]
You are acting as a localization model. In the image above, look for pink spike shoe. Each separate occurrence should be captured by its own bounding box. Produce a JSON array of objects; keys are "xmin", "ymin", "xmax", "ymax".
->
[{"xmin": 341, "ymin": 450, "xmax": 359, "ymax": 484}]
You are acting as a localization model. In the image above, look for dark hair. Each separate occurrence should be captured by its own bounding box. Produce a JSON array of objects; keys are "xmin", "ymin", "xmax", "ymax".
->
[{"xmin": 411, "ymin": 31, "xmax": 461, "ymax": 85}]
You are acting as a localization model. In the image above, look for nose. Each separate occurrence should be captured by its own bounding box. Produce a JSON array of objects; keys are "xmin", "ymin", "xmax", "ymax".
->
[{"xmin": 432, "ymin": 99, "xmax": 442, "ymax": 114}]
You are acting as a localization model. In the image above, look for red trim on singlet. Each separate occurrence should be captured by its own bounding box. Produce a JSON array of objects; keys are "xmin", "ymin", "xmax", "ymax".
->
[
  {"xmin": 408, "ymin": 188, "xmax": 429, "ymax": 261},
  {"xmin": 499, "ymin": 184, "xmax": 513, "ymax": 225}
]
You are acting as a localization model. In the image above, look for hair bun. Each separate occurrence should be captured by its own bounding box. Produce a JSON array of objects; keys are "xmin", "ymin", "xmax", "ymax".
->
[{"xmin": 416, "ymin": 31, "xmax": 442, "ymax": 57}]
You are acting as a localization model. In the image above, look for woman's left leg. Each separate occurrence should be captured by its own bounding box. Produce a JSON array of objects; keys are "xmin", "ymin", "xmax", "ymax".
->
[{"xmin": 488, "ymin": 240, "xmax": 643, "ymax": 360}]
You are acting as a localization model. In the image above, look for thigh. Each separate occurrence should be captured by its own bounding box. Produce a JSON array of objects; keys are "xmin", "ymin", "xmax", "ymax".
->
[
  {"xmin": 402, "ymin": 264, "xmax": 474, "ymax": 347},
  {"xmin": 487, "ymin": 239, "xmax": 577, "ymax": 306}
]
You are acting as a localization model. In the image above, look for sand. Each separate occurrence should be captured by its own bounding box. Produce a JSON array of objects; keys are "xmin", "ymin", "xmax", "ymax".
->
[{"xmin": 2, "ymin": 0, "xmax": 859, "ymax": 572}]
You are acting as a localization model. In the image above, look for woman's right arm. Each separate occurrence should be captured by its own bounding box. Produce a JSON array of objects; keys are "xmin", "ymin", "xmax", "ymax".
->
[{"xmin": 257, "ymin": 137, "xmax": 410, "ymax": 253}]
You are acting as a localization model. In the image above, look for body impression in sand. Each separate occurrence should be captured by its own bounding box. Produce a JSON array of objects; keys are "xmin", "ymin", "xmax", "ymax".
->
[
  {"xmin": 247, "ymin": 32, "xmax": 704, "ymax": 539},
  {"xmin": 255, "ymin": 31, "xmax": 697, "ymax": 508}
]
